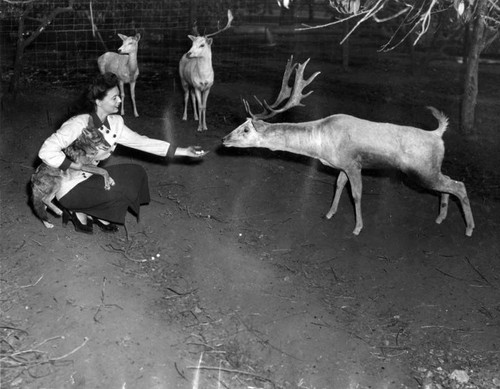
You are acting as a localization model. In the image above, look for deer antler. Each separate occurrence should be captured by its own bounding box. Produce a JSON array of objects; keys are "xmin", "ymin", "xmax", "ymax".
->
[
  {"xmin": 205, "ymin": 10, "xmax": 234, "ymax": 38},
  {"xmin": 243, "ymin": 56, "xmax": 321, "ymax": 120}
]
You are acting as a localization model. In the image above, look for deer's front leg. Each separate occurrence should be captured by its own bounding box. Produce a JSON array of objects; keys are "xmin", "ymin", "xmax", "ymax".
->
[
  {"xmin": 119, "ymin": 81, "xmax": 126, "ymax": 116},
  {"xmin": 130, "ymin": 80, "xmax": 139, "ymax": 117},
  {"xmin": 326, "ymin": 171, "xmax": 348, "ymax": 219},
  {"xmin": 346, "ymin": 168, "xmax": 363, "ymax": 235},
  {"xmin": 194, "ymin": 89, "xmax": 203, "ymax": 131},
  {"xmin": 200, "ymin": 88, "xmax": 211, "ymax": 131}
]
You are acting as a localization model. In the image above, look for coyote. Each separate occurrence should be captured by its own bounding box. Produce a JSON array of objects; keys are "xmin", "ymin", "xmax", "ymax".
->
[{"xmin": 31, "ymin": 120, "xmax": 114, "ymax": 228}]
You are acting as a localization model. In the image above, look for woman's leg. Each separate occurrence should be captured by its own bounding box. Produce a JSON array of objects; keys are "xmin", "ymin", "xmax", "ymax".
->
[{"xmin": 59, "ymin": 164, "xmax": 150, "ymax": 224}]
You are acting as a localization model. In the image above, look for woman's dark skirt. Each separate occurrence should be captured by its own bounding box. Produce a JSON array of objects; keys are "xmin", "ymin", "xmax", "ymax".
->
[{"xmin": 59, "ymin": 164, "xmax": 150, "ymax": 224}]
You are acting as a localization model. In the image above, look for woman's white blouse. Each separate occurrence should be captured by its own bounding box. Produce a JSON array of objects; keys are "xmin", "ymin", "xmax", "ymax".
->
[{"xmin": 38, "ymin": 114, "xmax": 173, "ymax": 199}]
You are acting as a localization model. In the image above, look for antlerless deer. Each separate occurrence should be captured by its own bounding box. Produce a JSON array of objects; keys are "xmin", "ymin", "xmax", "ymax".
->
[
  {"xmin": 98, "ymin": 33, "xmax": 141, "ymax": 117},
  {"xmin": 179, "ymin": 10, "xmax": 233, "ymax": 131},
  {"xmin": 222, "ymin": 57, "xmax": 475, "ymax": 237}
]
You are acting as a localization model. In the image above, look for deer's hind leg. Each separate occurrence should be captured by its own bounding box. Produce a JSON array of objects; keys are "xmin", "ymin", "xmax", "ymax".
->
[{"xmin": 428, "ymin": 173, "xmax": 475, "ymax": 237}]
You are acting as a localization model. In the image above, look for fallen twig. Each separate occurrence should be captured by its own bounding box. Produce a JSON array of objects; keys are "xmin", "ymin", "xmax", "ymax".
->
[
  {"xmin": 19, "ymin": 274, "xmax": 44, "ymax": 289},
  {"xmin": 174, "ymin": 362, "xmax": 187, "ymax": 380},
  {"xmin": 464, "ymin": 256, "xmax": 494, "ymax": 288},
  {"xmin": 94, "ymin": 277, "xmax": 123, "ymax": 323},
  {"xmin": 186, "ymin": 364, "xmax": 272, "ymax": 383},
  {"xmin": 102, "ymin": 244, "xmax": 147, "ymax": 263},
  {"xmin": 1, "ymin": 337, "xmax": 89, "ymax": 368}
]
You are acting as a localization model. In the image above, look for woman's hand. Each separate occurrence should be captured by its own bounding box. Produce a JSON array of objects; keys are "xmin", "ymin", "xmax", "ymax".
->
[{"xmin": 175, "ymin": 146, "xmax": 208, "ymax": 158}]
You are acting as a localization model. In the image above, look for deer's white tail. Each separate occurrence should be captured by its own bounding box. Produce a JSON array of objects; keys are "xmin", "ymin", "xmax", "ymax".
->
[{"xmin": 427, "ymin": 106, "xmax": 448, "ymax": 136}]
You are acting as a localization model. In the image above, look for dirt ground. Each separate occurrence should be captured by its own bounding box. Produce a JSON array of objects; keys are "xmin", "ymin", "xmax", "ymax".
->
[{"xmin": 1, "ymin": 55, "xmax": 500, "ymax": 389}]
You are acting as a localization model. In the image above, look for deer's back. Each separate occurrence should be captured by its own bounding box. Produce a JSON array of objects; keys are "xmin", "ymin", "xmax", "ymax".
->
[
  {"xmin": 98, "ymin": 52, "xmax": 138, "ymax": 82},
  {"xmin": 316, "ymin": 114, "xmax": 445, "ymax": 171}
]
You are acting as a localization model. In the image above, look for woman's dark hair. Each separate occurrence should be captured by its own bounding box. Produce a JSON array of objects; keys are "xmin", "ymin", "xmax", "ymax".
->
[
  {"xmin": 68, "ymin": 73, "xmax": 119, "ymax": 116},
  {"xmin": 87, "ymin": 72, "xmax": 119, "ymax": 103}
]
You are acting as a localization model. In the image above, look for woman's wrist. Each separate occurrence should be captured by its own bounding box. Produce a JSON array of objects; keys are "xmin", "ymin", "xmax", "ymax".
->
[{"xmin": 167, "ymin": 145, "xmax": 177, "ymax": 158}]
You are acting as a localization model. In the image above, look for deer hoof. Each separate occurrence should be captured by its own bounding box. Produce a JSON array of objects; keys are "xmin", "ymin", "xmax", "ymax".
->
[
  {"xmin": 42, "ymin": 220, "xmax": 55, "ymax": 229},
  {"xmin": 352, "ymin": 226, "xmax": 362, "ymax": 235},
  {"xmin": 465, "ymin": 227, "xmax": 474, "ymax": 237}
]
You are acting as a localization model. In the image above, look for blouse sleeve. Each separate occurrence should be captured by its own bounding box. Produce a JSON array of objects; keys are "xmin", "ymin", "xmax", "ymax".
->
[
  {"xmin": 38, "ymin": 115, "xmax": 87, "ymax": 170},
  {"xmin": 115, "ymin": 117, "xmax": 174, "ymax": 157}
]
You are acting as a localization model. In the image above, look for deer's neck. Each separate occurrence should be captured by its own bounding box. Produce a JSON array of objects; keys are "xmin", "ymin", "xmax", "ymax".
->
[
  {"xmin": 125, "ymin": 52, "xmax": 138, "ymax": 71},
  {"xmin": 195, "ymin": 51, "xmax": 213, "ymax": 71},
  {"xmin": 259, "ymin": 122, "xmax": 324, "ymax": 160}
]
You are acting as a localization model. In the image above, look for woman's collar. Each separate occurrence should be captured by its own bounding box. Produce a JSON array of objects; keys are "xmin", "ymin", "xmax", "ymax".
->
[{"xmin": 91, "ymin": 111, "xmax": 111, "ymax": 130}]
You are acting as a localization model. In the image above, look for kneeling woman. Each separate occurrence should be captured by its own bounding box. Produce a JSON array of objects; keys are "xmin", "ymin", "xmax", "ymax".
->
[{"xmin": 38, "ymin": 73, "xmax": 206, "ymax": 234}]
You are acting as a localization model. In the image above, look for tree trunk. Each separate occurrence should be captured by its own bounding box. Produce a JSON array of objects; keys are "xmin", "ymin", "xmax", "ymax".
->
[
  {"xmin": 7, "ymin": 1, "xmax": 74, "ymax": 95},
  {"xmin": 460, "ymin": 0, "xmax": 488, "ymax": 135}
]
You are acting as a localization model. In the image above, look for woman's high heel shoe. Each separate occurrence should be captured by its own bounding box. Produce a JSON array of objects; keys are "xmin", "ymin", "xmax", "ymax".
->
[
  {"xmin": 62, "ymin": 209, "xmax": 93, "ymax": 234},
  {"xmin": 93, "ymin": 218, "xmax": 119, "ymax": 233}
]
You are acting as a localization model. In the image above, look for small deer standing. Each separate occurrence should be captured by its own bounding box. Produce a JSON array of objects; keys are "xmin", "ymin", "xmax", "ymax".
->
[
  {"xmin": 179, "ymin": 10, "xmax": 233, "ymax": 131},
  {"xmin": 98, "ymin": 33, "xmax": 141, "ymax": 117},
  {"xmin": 222, "ymin": 57, "xmax": 475, "ymax": 236}
]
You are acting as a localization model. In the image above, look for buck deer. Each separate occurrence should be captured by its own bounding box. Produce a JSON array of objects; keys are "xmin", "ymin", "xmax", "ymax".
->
[
  {"xmin": 98, "ymin": 33, "xmax": 141, "ymax": 117},
  {"xmin": 222, "ymin": 57, "xmax": 475, "ymax": 237},
  {"xmin": 179, "ymin": 10, "xmax": 233, "ymax": 132}
]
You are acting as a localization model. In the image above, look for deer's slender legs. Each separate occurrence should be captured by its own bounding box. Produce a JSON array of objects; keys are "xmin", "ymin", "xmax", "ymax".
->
[
  {"xmin": 118, "ymin": 81, "xmax": 126, "ymax": 116},
  {"xmin": 191, "ymin": 90, "xmax": 199, "ymax": 120},
  {"xmin": 200, "ymin": 88, "xmax": 211, "ymax": 131},
  {"xmin": 130, "ymin": 81, "xmax": 139, "ymax": 117},
  {"xmin": 436, "ymin": 193, "xmax": 449, "ymax": 224},
  {"xmin": 326, "ymin": 171, "xmax": 348, "ymax": 219},
  {"xmin": 429, "ymin": 174, "xmax": 475, "ymax": 236},
  {"xmin": 346, "ymin": 168, "xmax": 363, "ymax": 235}
]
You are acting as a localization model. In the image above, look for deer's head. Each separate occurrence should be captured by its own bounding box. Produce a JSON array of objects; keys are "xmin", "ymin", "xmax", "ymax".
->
[
  {"xmin": 185, "ymin": 10, "xmax": 233, "ymax": 58},
  {"xmin": 117, "ymin": 33, "xmax": 141, "ymax": 54},
  {"xmin": 222, "ymin": 119, "xmax": 268, "ymax": 148},
  {"xmin": 185, "ymin": 36, "xmax": 213, "ymax": 58}
]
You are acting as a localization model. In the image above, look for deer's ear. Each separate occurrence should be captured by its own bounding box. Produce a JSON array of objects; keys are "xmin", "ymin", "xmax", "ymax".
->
[
  {"xmin": 206, "ymin": 37, "xmax": 213, "ymax": 45},
  {"xmin": 135, "ymin": 33, "xmax": 141, "ymax": 41},
  {"xmin": 188, "ymin": 35, "xmax": 196, "ymax": 42},
  {"xmin": 252, "ymin": 120, "xmax": 266, "ymax": 132},
  {"xmin": 118, "ymin": 33, "xmax": 127, "ymax": 41}
]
